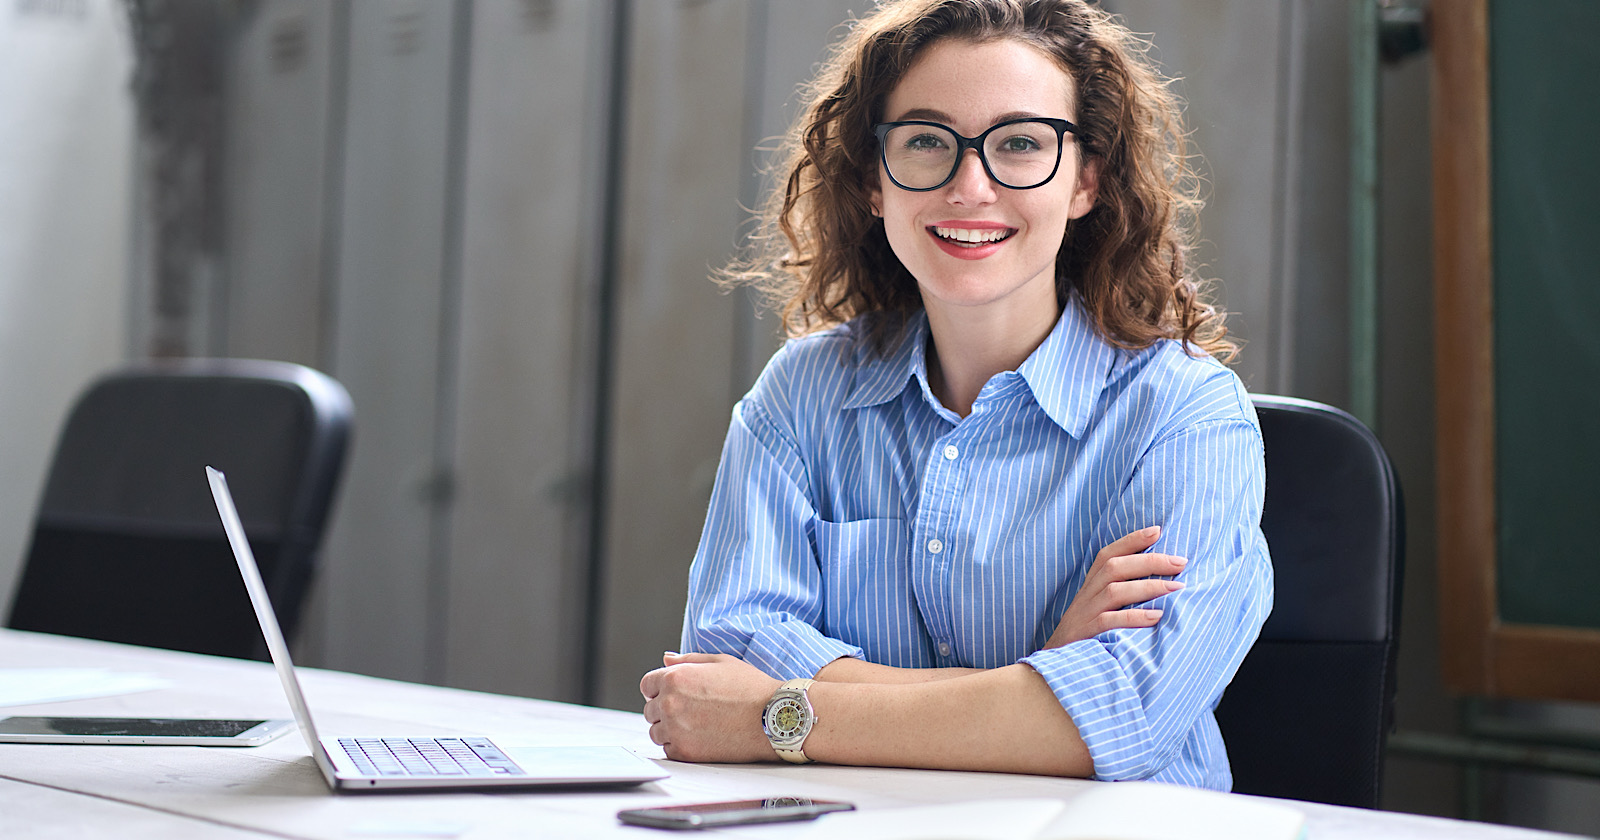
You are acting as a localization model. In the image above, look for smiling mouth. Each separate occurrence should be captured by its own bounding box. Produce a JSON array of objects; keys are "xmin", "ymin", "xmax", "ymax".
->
[{"xmin": 931, "ymin": 226, "xmax": 1016, "ymax": 247}]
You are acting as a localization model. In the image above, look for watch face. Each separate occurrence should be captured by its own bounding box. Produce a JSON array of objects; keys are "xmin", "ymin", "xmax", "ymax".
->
[{"xmin": 764, "ymin": 695, "xmax": 811, "ymax": 743}]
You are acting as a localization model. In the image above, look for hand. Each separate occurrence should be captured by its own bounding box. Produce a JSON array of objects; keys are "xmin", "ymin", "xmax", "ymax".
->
[
  {"xmin": 1042, "ymin": 526, "xmax": 1187, "ymax": 649},
  {"xmin": 640, "ymin": 652, "xmax": 782, "ymax": 763}
]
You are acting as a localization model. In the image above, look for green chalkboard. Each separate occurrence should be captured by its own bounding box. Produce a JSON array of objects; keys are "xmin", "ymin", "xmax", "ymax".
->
[{"xmin": 1491, "ymin": 0, "xmax": 1600, "ymax": 629}]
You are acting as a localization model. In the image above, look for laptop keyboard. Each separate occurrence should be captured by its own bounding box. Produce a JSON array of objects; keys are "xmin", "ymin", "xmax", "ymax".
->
[{"xmin": 338, "ymin": 737, "xmax": 526, "ymax": 777}]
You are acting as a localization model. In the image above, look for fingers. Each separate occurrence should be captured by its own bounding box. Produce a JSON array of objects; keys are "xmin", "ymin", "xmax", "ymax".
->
[
  {"xmin": 645, "ymin": 652, "xmax": 731, "ymax": 700},
  {"xmin": 637, "ymin": 658, "xmax": 775, "ymax": 764},
  {"xmin": 1093, "ymin": 525, "xmax": 1161, "ymax": 565},
  {"xmin": 1102, "ymin": 578, "xmax": 1185, "ymax": 610},
  {"xmin": 1093, "ymin": 608, "xmax": 1164, "ymax": 634},
  {"xmin": 1099, "ymin": 551, "xmax": 1188, "ymax": 583},
  {"xmin": 1086, "ymin": 528, "xmax": 1185, "ymax": 589},
  {"xmin": 1048, "ymin": 527, "xmax": 1189, "ymax": 650},
  {"xmin": 642, "ymin": 690, "xmax": 665, "ymax": 748},
  {"xmin": 640, "ymin": 667, "xmax": 662, "ymax": 701},
  {"xmin": 663, "ymin": 651, "xmax": 730, "ymax": 665},
  {"xmin": 1048, "ymin": 605, "xmax": 1167, "ymax": 649}
]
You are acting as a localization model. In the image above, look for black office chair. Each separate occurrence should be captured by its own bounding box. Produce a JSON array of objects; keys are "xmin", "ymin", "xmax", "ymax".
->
[
  {"xmin": 1214, "ymin": 395, "xmax": 1403, "ymax": 809},
  {"xmin": 6, "ymin": 358, "xmax": 352, "ymax": 660}
]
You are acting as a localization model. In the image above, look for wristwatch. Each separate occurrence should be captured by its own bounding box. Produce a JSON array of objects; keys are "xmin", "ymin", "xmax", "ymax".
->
[{"xmin": 761, "ymin": 678, "xmax": 817, "ymax": 764}]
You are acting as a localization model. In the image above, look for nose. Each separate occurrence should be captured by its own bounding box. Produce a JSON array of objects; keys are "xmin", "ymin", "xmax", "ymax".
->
[{"xmin": 945, "ymin": 148, "xmax": 997, "ymax": 206}]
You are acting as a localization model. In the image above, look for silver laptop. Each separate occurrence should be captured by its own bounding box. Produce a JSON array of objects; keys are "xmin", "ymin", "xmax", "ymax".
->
[{"xmin": 205, "ymin": 466, "xmax": 667, "ymax": 791}]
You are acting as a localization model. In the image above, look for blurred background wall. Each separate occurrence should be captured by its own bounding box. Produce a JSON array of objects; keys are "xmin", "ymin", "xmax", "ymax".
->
[
  {"xmin": 0, "ymin": 0, "xmax": 133, "ymax": 636},
  {"xmin": 1, "ymin": 0, "xmax": 1595, "ymax": 833}
]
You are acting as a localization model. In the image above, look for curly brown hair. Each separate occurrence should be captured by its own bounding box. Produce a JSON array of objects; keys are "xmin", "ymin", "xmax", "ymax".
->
[{"xmin": 725, "ymin": 0, "xmax": 1234, "ymax": 361}]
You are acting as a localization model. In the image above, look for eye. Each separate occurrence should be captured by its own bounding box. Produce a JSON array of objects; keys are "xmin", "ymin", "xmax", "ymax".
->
[
  {"xmin": 902, "ymin": 132, "xmax": 949, "ymax": 152},
  {"xmin": 997, "ymin": 135, "xmax": 1043, "ymax": 153}
]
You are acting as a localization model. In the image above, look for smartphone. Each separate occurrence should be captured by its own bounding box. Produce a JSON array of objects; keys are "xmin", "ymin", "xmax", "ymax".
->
[
  {"xmin": 0, "ymin": 716, "xmax": 297, "ymax": 746},
  {"xmin": 618, "ymin": 797, "xmax": 854, "ymax": 830}
]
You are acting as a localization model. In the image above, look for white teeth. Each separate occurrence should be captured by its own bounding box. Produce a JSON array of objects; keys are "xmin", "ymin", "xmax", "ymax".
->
[{"xmin": 934, "ymin": 226, "xmax": 1011, "ymax": 243}]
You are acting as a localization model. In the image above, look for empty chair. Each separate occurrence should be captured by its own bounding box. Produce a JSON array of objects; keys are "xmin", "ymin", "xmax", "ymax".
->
[
  {"xmin": 7, "ymin": 358, "xmax": 352, "ymax": 660},
  {"xmin": 1215, "ymin": 395, "xmax": 1404, "ymax": 808}
]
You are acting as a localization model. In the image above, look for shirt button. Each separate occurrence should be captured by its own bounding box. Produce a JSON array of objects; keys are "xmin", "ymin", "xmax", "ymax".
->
[
  {"xmin": 938, "ymin": 642, "xmax": 952, "ymax": 657},
  {"xmin": 943, "ymin": 444, "xmax": 959, "ymax": 460},
  {"xmin": 927, "ymin": 538, "xmax": 944, "ymax": 555}
]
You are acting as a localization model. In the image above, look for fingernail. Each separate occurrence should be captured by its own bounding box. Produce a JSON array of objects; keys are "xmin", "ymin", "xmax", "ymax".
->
[
  {"xmin": 1167, "ymin": 581, "xmax": 1185, "ymax": 591},
  {"xmin": 1171, "ymin": 556, "xmax": 1187, "ymax": 567},
  {"xmin": 663, "ymin": 650, "xmax": 679, "ymax": 657},
  {"xmin": 1144, "ymin": 526, "xmax": 1161, "ymax": 538}
]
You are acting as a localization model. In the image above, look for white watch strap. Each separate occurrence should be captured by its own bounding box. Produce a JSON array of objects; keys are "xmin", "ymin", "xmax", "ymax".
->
[{"xmin": 772, "ymin": 678, "xmax": 816, "ymax": 764}]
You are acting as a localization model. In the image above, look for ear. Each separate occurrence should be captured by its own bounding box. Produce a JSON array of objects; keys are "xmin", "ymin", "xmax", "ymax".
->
[
  {"xmin": 868, "ymin": 182, "xmax": 883, "ymax": 217},
  {"xmin": 1067, "ymin": 156, "xmax": 1100, "ymax": 220}
]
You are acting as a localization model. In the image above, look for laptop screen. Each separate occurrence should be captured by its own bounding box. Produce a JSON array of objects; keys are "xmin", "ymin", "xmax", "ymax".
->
[{"xmin": 205, "ymin": 466, "xmax": 326, "ymax": 760}]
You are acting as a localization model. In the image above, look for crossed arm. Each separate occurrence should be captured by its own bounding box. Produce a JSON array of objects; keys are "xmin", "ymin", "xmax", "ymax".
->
[{"xmin": 639, "ymin": 527, "xmax": 1186, "ymax": 776}]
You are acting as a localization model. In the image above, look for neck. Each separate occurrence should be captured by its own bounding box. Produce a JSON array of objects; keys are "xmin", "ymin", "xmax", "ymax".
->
[{"xmin": 924, "ymin": 296, "xmax": 1061, "ymax": 418}]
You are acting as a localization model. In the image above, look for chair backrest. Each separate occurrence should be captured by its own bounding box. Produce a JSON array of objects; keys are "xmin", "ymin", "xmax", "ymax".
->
[
  {"xmin": 1214, "ymin": 395, "xmax": 1404, "ymax": 808},
  {"xmin": 7, "ymin": 359, "xmax": 352, "ymax": 660}
]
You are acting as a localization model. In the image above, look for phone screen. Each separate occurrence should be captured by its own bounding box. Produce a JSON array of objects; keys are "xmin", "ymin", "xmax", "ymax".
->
[
  {"xmin": 618, "ymin": 797, "xmax": 854, "ymax": 830},
  {"xmin": 0, "ymin": 717, "xmax": 268, "ymax": 737}
]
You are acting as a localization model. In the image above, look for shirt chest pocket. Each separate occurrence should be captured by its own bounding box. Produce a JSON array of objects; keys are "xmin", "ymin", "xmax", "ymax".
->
[{"xmin": 809, "ymin": 517, "xmax": 921, "ymax": 662}]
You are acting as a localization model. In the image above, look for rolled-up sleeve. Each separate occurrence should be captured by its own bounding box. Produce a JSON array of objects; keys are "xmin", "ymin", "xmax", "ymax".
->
[
  {"xmin": 1021, "ymin": 415, "xmax": 1272, "ymax": 783},
  {"xmin": 681, "ymin": 397, "xmax": 864, "ymax": 680}
]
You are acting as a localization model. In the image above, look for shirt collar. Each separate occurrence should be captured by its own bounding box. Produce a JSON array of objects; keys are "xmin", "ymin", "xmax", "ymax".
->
[
  {"xmin": 841, "ymin": 298, "xmax": 1116, "ymax": 438},
  {"xmin": 841, "ymin": 312, "xmax": 928, "ymax": 411},
  {"xmin": 1017, "ymin": 295, "xmax": 1117, "ymax": 438}
]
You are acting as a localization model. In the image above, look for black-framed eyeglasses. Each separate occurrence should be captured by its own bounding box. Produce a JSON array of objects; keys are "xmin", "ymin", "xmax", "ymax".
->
[{"xmin": 873, "ymin": 117, "xmax": 1078, "ymax": 192}]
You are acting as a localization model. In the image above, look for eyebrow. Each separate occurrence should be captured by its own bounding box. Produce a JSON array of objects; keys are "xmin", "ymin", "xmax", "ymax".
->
[{"xmin": 888, "ymin": 108, "xmax": 1062, "ymax": 126}]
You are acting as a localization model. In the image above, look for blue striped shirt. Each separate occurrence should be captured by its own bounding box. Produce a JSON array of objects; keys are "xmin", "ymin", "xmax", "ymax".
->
[{"xmin": 680, "ymin": 297, "xmax": 1272, "ymax": 790}]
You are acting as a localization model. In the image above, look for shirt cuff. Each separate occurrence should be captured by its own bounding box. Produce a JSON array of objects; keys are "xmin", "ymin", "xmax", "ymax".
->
[
  {"xmin": 745, "ymin": 619, "xmax": 864, "ymax": 681},
  {"xmin": 1021, "ymin": 640, "xmax": 1155, "ymax": 781}
]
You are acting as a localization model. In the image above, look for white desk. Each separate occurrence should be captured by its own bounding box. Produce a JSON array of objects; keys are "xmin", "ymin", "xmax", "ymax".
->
[{"xmin": 0, "ymin": 630, "xmax": 1578, "ymax": 839}]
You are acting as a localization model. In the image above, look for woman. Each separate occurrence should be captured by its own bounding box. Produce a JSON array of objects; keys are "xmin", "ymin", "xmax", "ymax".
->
[{"xmin": 640, "ymin": 0, "xmax": 1271, "ymax": 791}]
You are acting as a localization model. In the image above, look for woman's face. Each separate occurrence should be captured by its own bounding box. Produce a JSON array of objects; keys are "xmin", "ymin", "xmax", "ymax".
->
[{"xmin": 870, "ymin": 37, "xmax": 1098, "ymax": 324}]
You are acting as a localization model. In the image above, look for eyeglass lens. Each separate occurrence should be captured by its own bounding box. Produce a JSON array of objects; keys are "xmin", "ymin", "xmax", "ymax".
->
[{"xmin": 880, "ymin": 121, "xmax": 1063, "ymax": 190}]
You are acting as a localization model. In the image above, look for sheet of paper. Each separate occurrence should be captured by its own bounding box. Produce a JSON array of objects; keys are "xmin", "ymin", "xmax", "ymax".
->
[
  {"xmin": 802, "ymin": 799, "xmax": 1067, "ymax": 840},
  {"xmin": 345, "ymin": 820, "xmax": 471, "ymax": 837},
  {"xmin": 1041, "ymin": 782, "xmax": 1307, "ymax": 840},
  {"xmin": 796, "ymin": 783, "xmax": 1306, "ymax": 840},
  {"xmin": 0, "ymin": 668, "xmax": 172, "ymax": 707}
]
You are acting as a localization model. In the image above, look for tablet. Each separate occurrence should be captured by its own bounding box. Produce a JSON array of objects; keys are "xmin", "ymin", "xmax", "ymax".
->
[{"xmin": 0, "ymin": 716, "xmax": 297, "ymax": 746}]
